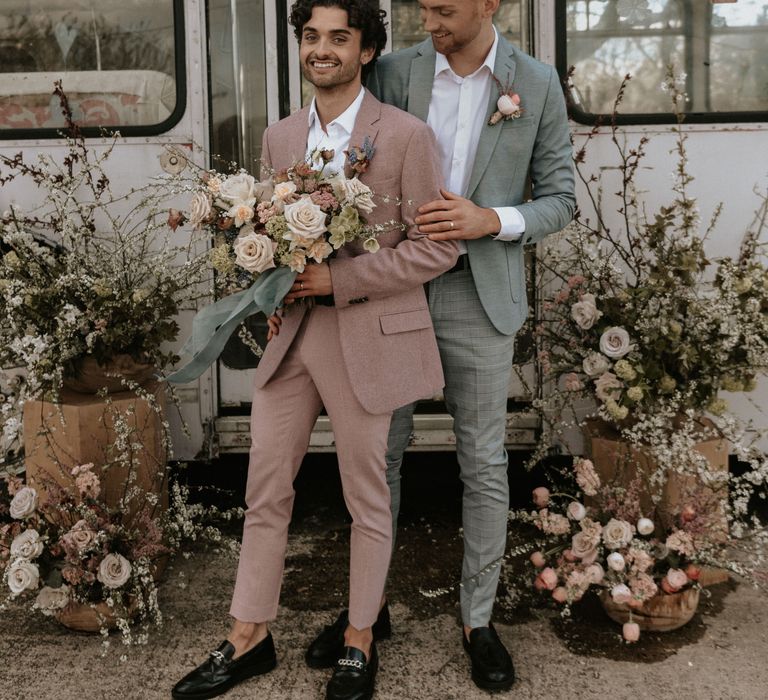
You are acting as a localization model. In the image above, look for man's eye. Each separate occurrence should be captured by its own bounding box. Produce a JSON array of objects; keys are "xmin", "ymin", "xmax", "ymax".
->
[{"xmin": 303, "ymin": 33, "xmax": 317, "ymax": 41}]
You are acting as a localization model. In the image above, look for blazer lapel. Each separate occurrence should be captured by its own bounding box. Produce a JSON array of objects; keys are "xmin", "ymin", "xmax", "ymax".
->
[
  {"xmin": 279, "ymin": 106, "xmax": 312, "ymax": 171},
  {"xmin": 407, "ymin": 39, "xmax": 436, "ymax": 122},
  {"xmin": 347, "ymin": 90, "xmax": 382, "ymax": 180},
  {"xmin": 464, "ymin": 36, "xmax": 518, "ymax": 199}
]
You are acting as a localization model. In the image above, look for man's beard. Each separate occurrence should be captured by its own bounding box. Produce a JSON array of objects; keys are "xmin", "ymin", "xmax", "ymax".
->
[{"xmin": 301, "ymin": 60, "xmax": 360, "ymax": 90}]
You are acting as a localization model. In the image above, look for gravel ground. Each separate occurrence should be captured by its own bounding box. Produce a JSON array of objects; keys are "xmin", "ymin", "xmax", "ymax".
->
[{"xmin": 1, "ymin": 455, "xmax": 766, "ymax": 700}]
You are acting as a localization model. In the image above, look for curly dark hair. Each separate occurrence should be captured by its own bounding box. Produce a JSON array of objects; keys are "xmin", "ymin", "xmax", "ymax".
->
[{"xmin": 289, "ymin": 0, "xmax": 388, "ymax": 79}]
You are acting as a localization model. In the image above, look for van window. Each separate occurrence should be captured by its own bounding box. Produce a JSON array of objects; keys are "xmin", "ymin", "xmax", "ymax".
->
[
  {"xmin": 561, "ymin": 0, "xmax": 768, "ymax": 122},
  {"xmin": 0, "ymin": 0, "xmax": 181, "ymax": 133}
]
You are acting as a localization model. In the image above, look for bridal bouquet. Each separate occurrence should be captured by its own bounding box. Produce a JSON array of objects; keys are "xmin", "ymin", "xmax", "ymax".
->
[{"xmin": 167, "ymin": 148, "xmax": 387, "ymax": 383}]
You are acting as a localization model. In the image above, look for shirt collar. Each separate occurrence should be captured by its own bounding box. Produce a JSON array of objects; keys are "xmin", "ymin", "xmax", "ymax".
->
[
  {"xmin": 434, "ymin": 27, "xmax": 499, "ymax": 80},
  {"xmin": 308, "ymin": 86, "xmax": 366, "ymax": 134}
]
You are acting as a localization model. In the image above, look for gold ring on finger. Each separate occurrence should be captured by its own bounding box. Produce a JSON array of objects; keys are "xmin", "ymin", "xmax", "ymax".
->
[
  {"xmin": 300, "ymin": 282, "xmax": 304, "ymax": 291},
  {"xmin": 449, "ymin": 220, "xmax": 455, "ymax": 229}
]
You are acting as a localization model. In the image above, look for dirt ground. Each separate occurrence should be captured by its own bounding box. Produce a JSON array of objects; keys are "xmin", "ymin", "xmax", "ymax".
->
[{"xmin": 1, "ymin": 454, "xmax": 767, "ymax": 700}]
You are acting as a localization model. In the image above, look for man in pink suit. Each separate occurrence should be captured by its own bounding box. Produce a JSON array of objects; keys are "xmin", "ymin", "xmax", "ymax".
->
[{"xmin": 172, "ymin": 2, "xmax": 458, "ymax": 699}]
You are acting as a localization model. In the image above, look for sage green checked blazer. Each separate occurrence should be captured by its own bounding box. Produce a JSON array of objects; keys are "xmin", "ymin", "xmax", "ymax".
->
[{"xmin": 367, "ymin": 34, "xmax": 576, "ymax": 336}]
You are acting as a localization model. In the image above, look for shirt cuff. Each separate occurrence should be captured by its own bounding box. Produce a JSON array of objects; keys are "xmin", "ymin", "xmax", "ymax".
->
[{"xmin": 491, "ymin": 207, "xmax": 525, "ymax": 241}]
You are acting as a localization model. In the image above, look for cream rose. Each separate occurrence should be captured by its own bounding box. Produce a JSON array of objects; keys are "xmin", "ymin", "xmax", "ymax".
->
[
  {"xmin": 272, "ymin": 180, "xmax": 298, "ymax": 203},
  {"xmin": 637, "ymin": 518, "xmax": 655, "ymax": 536},
  {"xmin": 97, "ymin": 553, "xmax": 132, "ymax": 589},
  {"xmin": 571, "ymin": 531, "xmax": 599, "ymax": 563},
  {"xmin": 10, "ymin": 529, "xmax": 44, "ymax": 560},
  {"xmin": 585, "ymin": 563, "xmax": 605, "ymax": 584},
  {"xmin": 188, "ymin": 191, "xmax": 212, "ymax": 227},
  {"xmin": 342, "ymin": 177, "xmax": 376, "ymax": 214},
  {"xmin": 218, "ymin": 172, "xmax": 258, "ymax": 204},
  {"xmin": 607, "ymin": 552, "xmax": 626, "ymax": 571},
  {"xmin": 61, "ymin": 519, "xmax": 96, "ymax": 554},
  {"xmin": 582, "ymin": 352, "xmax": 611, "ymax": 377},
  {"xmin": 602, "ymin": 518, "xmax": 634, "ymax": 549},
  {"xmin": 664, "ymin": 568, "xmax": 689, "ymax": 592},
  {"xmin": 7, "ymin": 559, "xmax": 39, "ymax": 595},
  {"xmin": 233, "ymin": 232, "xmax": 278, "ymax": 274},
  {"xmin": 9, "ymin": 486, "xmax": 37, "ymax": 519},
  {"xmin": 594, "ymin": 372, "xmax": 623, "ymax": 402},
  {"xmin": 283, "ymin": 196, "xmax": 327, "ymax": 241},
  {"xmin": 571, "ymin": 293, "xmax": 602, "ymax": 330},
  {"xmin": 227, "ymin": 202, "xmax": 255, "ymax": 227},
  {"xmin": 34, "ymin": 585, "xmax": 70, "ymax": 616},
  {"xmin": 599, "ymin": 326, "xmax": 632, "ymax": 358},
  {"xmin": 611, "ymin": 583, "xmax": 633, "ymax": 605}
]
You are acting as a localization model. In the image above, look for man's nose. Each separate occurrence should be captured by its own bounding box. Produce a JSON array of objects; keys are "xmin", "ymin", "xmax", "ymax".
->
[{"xmin": 421, "ymin": 11, "xmax": 440, "ymax": 33}]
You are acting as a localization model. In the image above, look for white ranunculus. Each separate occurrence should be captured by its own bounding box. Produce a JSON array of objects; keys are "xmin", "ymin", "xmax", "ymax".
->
[
  {"xmin": 602, "ymin": 518, "xmax": 634, "ymax": 549},
  {"xmin": 342, "ymin": 177, "xmax": 376, "ymax": 214},
  {"xmin": 233, "ymin": 232, "xmax": 278, "ymax": 274},
  {"xmin": 582, "ymin": 351, "xmax": 610, "ymax": 377},
  {"xmin": 272, "ymin": 181, "xmax": 298, "ymax": 203},
  {"xmin": 283, "ymin": 195, "xmax": 327, "ymax": 241},
  {"xmin": 607, "ymin": 552, "xmax": 626, "ymax": 571},
  {"xmin": 218, "ymin": 172, "xmax": 258, "ymax": 204},
  {"xmin": 10, "ymin": 529, "xmax": 44, "ymax": 560},
  {"xmin": 637, "ymin": 518, "xmax": 655, "ymax": 536},
  {"xmin": 599, "ymin": 326, "xmax": 632, "ymax": 358},
  {"xmin": 35, "ymin": 585, "xmax": 70, "ymax": 616},
  {"xmin": 497, "ymin": 94, "xmax": 520, "ymax": 116},
  {"xmin": 570, "ymin": 293, "xmax": 603, "ymax": 330},
  {"xmin": 188, "ymin": 191, "xmax": 212, "ymax": 227},
  {"xmin": 7, "ymin": 559, "xmax": 40, "ymax": 595},
  {"xmin": 97, "ymin": 553, "xmax": 132, "ymax": 589},
  {"xmin": 567, "ymin": 502, "xmax": 587, "ymax": 521},
  {"xmin": 611, "ymin": 583, "xmax": 633, "ymax": 605},
  {"xmin": 9, "ymin": 486, "xmax": 37, "ymax": 519}
]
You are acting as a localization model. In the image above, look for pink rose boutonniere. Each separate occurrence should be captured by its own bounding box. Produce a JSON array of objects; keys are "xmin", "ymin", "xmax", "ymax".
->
[{"xmin": 488, "ymin": 73, "xmax": 522, "ymax": 126}]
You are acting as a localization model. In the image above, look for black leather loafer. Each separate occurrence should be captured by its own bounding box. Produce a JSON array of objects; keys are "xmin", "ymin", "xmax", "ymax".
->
[
  {"xmin": 462, "ymin": 624, "xmax": 515, "ymax": 692},
  {"xmin": 305, "ymin": 604, "xmax": 391, "ymax": 669},
  {"xmin": 172, "ymin": 634, "xmax": 277, "ymax": 699},
  {"xmin": 325, "ymin": 644, "xmax": 378, "ymax": 700}
]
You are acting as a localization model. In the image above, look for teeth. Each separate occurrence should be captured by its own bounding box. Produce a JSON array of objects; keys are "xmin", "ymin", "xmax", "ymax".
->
[{"xmin": 313, "ymin": 62, "xmax": 337, "ymax": 68}]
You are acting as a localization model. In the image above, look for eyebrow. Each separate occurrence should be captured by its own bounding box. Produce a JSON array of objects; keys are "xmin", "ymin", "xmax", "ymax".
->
[{"xmin": 302, "ymin": 26, "xmax": 353, "ymax": 36}]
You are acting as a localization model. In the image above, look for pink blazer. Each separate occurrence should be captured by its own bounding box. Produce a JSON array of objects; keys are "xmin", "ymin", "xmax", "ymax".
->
[{"xmin": 253, "ymin": 90, "xmax": 459, "ymax": 414}]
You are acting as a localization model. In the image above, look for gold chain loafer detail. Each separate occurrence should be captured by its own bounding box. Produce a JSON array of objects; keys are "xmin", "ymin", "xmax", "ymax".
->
[{"xmin": 172, "ymin": 634, "xmax": 278, "ymax": 700}]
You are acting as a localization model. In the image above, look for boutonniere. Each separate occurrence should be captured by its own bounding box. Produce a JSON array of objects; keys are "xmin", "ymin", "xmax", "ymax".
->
[
  {"xmin": 488, "ymin": 73, "xmax": 522, "ymax": 126},
  {"xmin": 344, "ymin": 136, "xmax": 376, "ymax": 176}
]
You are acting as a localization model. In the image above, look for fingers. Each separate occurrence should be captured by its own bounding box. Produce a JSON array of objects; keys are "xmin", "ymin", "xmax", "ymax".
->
[
  {"xmin": 266, "ymin": 314, "xmax": 282, "ymax": 339},
  {"xmin": 440, "ymin": 189, "xmax": 463, "ymax": 200},
  {"xmin": 426, "ymin": 231, "xmax": 462, "ymax": 241},
  {"xmin": 417, "ymin": 197, "xmax": 452, "ymax": 215}
]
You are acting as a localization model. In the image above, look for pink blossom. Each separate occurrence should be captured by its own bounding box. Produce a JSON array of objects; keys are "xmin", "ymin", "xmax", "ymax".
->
[
  {"xmin": 75, "ymin": 471, "xmax": 100, "ymax": 500},
  {"xmin": 532, "ymin": 487, "xmax": 550, "ymax": 508},
  {"xmin": 534, "ymin": 567, "xmax": 558, "ymax": 591},
  {"xmin": 685, "ymin": 564, "xmax": 701, "ymax": 581},
  {"xmin": 555, "ymin": 289, "xmax": 570, "ymax": 304},
  {"xmin": 530, "ymin": 551, "xmax": 546, "ymax": 568},
  {"xmin": 565, "ymin": 570, "xmax": 591, "ymax": 600},
  {"xmin": 629, "ymin": 572, "xmax": 658, "ymax": 602},
  {"xmin": 564, "ymin": 373, "xmax": 583, "ymax": 392},
  {"xmin": 666, "ymin": 530, "xmax": 696, "ymax": 558},
  {"xmin": 680, "ymin": 505, "xmax": 696, "ymax": 523},
  {"xmin": 574, "ymin": 458, "xmax": 601, "ymax": 496},
  {"xmin": 567, "ymin": 275, "xmax": 586, "ymax": 289},
  {"xmin": 628, "ymin": 548, "xmax": 654, "ymax": 574},
  {"xmin": 552, "ymin": 587, "xmax": 568, "ymax": 603},
  {"xmin": 623, "ymin": 621, "xmax": 641, "ymax": 643}
]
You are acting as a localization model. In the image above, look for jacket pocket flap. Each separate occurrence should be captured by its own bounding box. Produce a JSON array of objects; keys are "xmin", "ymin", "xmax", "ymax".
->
[{"xmin": 379, "ymin": 308, "xmax": 432, "ymax": 335}]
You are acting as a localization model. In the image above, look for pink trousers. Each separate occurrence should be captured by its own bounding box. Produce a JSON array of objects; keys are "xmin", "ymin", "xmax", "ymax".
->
[{"xmin": 229, "ymin": 305, "xmax": 393, "ymax": 630}]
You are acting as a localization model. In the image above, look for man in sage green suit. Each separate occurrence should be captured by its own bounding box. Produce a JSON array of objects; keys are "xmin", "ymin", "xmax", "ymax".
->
[{"xmin": 305, "ymin": 0, "xmax": 575, "ymax": 692}]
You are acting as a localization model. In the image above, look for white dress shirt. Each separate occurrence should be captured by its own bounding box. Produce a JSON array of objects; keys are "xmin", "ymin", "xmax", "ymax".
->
[
  {"xmin": 427, "ymin": 29, "xmax": 525, "ymax": 249},
  {"xmin": 306, "ymin": 87, "xmax": 366, "ymax": 175}
]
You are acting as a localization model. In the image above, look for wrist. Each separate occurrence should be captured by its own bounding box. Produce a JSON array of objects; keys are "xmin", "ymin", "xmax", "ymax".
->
[{"xmin": 485, "ymin": 208, "xmax": 502, "ymax": 236}]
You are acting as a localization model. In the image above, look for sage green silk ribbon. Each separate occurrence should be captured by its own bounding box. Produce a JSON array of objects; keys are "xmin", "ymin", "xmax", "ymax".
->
[{"xmin": 167, "ymin": 267, "xmax": 296, "ymax": 384}]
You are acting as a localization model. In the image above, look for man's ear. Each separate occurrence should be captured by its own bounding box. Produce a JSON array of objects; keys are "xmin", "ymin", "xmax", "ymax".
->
[
  {"xmin": 360, "ymin": 45, "xmax": 376, "ymax": 66},
  {"xmin": 482, "ymin": 0, "xmax": 500, "ymax": 19}
]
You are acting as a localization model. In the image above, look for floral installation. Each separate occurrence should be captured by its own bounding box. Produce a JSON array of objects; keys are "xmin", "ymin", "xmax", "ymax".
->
[
  {"xmin": 0, "ymin": 458, "xmax": 242, "ymax": 652},
  {"xmin": 488, "ymin": 73, "xmax": 522, "ymax": 126},
  {"xmin": 0, "ymin": 83, "xmax": 210, "ymax": 402},
  {"xmin": 513, "ymin": 457, "xmax": 733, "ymax": 642},
  {"xmin": 0, "ymin": 372, "xmax": 23, "ymax": 475}
]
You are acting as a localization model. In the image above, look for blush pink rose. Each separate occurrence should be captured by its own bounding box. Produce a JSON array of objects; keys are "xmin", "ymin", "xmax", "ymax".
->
[
  {"xmin": 585, "ymin": 563, "xmax": 605, "ymax": 584},
  {"xmin": 552, "ymin": 587, "xmax": 568, "ymax": 603},
  {"xmin": 663, "ymin": 568, "xmax": 689, "ymax": 592},
  {"xmin": 532, "ymin": 487, "xmax": 550, "ymax": 508},
  {"xmin": 534, "ymin": 567, "xmax": 558, "ymax": 591},
  {"xmin": 684, "ymin": 564, "xmax": 701, "ymax": 581},
  {"xmin": 623, "ymin": 621, "xmax": 641, "ymax": 642},
  {"xmin": 530, "ymin": 551, "xmax": 546, "ymax": 568}
]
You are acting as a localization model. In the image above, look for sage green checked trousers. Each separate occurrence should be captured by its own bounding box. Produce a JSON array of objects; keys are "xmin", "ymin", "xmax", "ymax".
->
[{"xmin": 385, "ymin": 267, "xmax": 516, "ymax": 629}]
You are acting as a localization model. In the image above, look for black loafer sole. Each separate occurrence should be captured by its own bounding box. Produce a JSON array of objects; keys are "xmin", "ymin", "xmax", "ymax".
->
[
  {"xmin": 469, "ymin": 670, "xmax": 515, "ymax": 693},
  {"xmin": 171, "ymin": 657, "xmax": 277, "ymax": 700}
]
